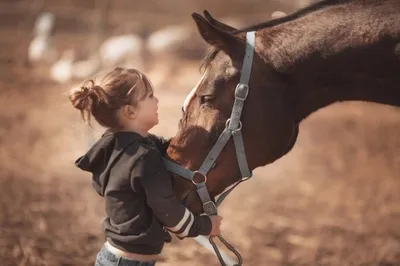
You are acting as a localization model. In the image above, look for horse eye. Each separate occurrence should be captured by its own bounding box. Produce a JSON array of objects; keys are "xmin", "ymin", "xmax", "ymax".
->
[{"xmin": 200, "ymin": 95, "xmax": 215, "ymax": 105}]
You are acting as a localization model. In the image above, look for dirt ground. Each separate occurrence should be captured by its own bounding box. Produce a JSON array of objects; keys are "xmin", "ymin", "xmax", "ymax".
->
[{"xmin": 1, "ymin": 0, "xmax": 400, "ymax": 266}]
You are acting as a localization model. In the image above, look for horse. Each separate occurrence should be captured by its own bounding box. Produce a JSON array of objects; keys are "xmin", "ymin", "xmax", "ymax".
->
[{"xmin": 164, "ymin": 0, "xmax": 400, "ymax": 215}]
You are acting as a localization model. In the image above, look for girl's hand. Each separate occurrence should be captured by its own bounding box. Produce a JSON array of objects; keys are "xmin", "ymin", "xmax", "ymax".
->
[{"xmin": 209, "ymin": 215, "xmax": 223, "ymax": 236}]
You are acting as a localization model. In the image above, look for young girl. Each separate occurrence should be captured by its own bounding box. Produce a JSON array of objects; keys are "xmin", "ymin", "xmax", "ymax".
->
[{"xmin": 69, "ymin": 67, "xmax": 223, "ymax": 266}]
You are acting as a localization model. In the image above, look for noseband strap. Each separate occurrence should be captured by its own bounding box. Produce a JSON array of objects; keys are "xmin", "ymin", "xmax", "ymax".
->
[{"xmin": 163, "ymin": 31, "xmax": 256, "ymax": 266}]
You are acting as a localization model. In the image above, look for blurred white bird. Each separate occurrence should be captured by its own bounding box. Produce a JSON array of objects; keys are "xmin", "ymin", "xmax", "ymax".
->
[
  {"xmin": 33, "ymin": 12, "xmax": 55, "ymax": 37},
  {"xmin": 50, "ymin": 49, "xmax": 102, "ymax": 83},
  {"xmin": 99, "ymin": 34, "xmax": 144, "ymax": 66},
  {"xmin": 271, "ymin": 11, "xmax": 287, "ymax": 19},
  {"xmin": 50, "ymin": 49, "xmax": 75, "ymax": 83},
  {"xmin": 28, "ymin": 35, "xmax": 58, "ymax": 64},
  {"xmin": 28, "ymin": 12, "xmax": 58, "ymax": 65},
  {"xmin": 146, "ymin": 25, "xmax": 191, "ymax": 55}
]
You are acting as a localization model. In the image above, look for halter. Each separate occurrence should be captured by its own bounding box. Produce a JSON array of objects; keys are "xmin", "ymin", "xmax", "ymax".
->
[{"xmin": 163, "ymin": 31, "xmax": 256, "ymax": 266}]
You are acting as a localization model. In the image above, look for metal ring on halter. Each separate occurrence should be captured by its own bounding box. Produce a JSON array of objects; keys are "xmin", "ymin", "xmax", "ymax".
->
[
  {"xmin": 225, "ymin": 118, "xmax": 243, "ymax": 131},
  {"xmin": 192, "ymin": 170, "xmax": 207, "ymax": 186}
]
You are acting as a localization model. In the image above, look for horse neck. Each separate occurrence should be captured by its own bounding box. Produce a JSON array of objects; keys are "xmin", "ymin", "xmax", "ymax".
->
[{"xmin": 258, "ymin": 0, "xmax": 400, "ymax": 122}]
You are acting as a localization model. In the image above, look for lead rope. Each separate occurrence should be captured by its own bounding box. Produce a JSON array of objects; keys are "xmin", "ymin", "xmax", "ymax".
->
[
  {"xmin": 209, "ymin": 235, "xmax": 243, "ymax": 266},
  {"xmin": 207, "ymin": 175, "xmax": 252, "ymax": 266}
]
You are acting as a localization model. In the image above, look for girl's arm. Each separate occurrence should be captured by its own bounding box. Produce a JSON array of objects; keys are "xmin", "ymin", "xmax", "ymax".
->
[{"xmin": 132, "ymin": 149, "xmax": 212, "ymax": 238}]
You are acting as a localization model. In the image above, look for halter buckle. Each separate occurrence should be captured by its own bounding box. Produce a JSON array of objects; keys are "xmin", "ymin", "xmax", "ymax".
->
[
  {"xmin": 235, "ymin": 83, "xmax": 249, "ymax": 100},
  {"xmin": 203, "ymin": 200, "xmax": 218, "ymax": 215}
]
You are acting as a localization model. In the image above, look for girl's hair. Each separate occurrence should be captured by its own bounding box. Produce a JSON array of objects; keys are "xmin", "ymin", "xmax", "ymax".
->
[{"xmin": 69, "ymin": 67, "xmax": 153, "ymax": 129}]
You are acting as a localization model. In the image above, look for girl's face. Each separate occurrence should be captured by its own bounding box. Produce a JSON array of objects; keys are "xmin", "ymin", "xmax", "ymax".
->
[
  {"xmin": 133, "ymin": 91, "xmax": 159, "ymax": 132},
  {"xmin": 117, "ymin": 77, "xmax": 159, "ymax": 135}
]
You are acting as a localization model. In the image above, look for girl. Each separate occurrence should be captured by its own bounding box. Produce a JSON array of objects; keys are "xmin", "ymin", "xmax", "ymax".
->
[{"xmin": 69, "ymin": 67, "xmax": 222, "ymax": 266}]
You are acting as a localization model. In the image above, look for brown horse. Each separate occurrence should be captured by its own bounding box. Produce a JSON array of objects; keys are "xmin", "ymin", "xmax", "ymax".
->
[{"xmin": 165, "ymin": 0, "xmax": 400, "ymax": 214}]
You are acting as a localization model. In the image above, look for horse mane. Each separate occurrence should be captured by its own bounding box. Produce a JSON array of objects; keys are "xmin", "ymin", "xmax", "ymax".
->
[
  {"xmin": 200, "ymin": 0, "xmax": 352, "ymax": 72},
  {"xmin": 234, "ymin": 0, "xmax": 351, "ymax": 33}
]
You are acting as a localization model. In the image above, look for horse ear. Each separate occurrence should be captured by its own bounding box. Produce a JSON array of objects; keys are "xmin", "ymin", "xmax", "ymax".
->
[
  {"xmin": 203, "ymin": 10, "xmax": 238, "ymax": 33},
  {"xmin": 191, "ymin": 13, "xmax": 241, "ymax": 53}
]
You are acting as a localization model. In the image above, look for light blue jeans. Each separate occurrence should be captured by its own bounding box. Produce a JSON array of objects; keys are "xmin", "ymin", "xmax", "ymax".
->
[{"xmin": 95, "ymin": 244, "xmax": 157, "ymax": 266}]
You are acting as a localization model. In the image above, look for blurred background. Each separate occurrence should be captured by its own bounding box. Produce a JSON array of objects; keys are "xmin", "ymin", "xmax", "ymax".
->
[{"xmin": 0, "ymin": 0, "xmax": 399, "ymax": 265}]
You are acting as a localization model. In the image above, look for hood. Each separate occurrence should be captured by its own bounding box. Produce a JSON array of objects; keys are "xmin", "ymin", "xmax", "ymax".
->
[{"xmin": 75, "ymin": 130, "xmax": 143, "ymax": 196}]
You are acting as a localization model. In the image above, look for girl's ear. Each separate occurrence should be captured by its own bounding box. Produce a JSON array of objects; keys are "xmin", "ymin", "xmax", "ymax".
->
[{"xmin": 123, "ymin": 105, "xmax": 137, "ymax": 119}]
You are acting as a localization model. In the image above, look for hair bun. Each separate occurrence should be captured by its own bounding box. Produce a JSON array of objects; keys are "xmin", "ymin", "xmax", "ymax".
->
[
  {"xmin": 80, "ymin": 86, "xmax": 89, "ymax": 93},
  {"xmin": 80, "ymin": 80, "xmax": 96, "ymax": 93},
  {"xmin": 69, "ymin": 80, "xmax": 96, "ymax": 113}
]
